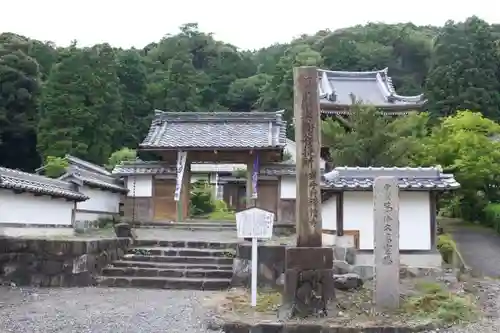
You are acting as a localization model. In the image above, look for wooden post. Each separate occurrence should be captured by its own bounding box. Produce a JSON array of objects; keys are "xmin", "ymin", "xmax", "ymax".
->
[
  {"xmin": 294, "ymin": 66, "xmax": 323, "ymax": 247},
  {"xmin": 282, "ymin": 66, "xmax": 334, "ymax": 318}
]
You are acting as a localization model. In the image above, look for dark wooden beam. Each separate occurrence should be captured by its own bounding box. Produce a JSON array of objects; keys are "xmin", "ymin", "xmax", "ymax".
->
[
  {"xmin": 430, "ymin": 192, "xmax": 437, "ymax": 249},
  {"xmin": 336, "ymin": 192, "xmax": 344, "ymax": 236}
]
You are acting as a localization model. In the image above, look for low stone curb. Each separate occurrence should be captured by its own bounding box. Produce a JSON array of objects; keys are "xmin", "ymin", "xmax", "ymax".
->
[{"xmin": 212, "ymin": 321, "xmax": 439, "ymax": 333}]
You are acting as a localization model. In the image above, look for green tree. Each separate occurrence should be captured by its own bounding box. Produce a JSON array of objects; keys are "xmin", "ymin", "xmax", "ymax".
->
[
  {"xmin": 419, "ymin": 111, "xmax": 500, "ymax": 221},
  {"xmin": 38, "ymin": 44, "xmax": 122, "ymax": 164},
  {"xmin": 425, "ymin": 17, "xmax": 500, "ymax": 120},
  {"xmin": 106, "ymin": 147, "xmax": 137, "ymax": 170},
  {"xmin": 0, "ymin": 33, "xmax": 42, "ymax": 171},
  {"xmin": 322, "ymin": 103, "xmax": 427, "ymax": 167},
  {"xmin": 44, "ymin": 156, "xmax": 68, "ymax": 178},
  {"xmin": 116, "ymin": 50, "xmax": 151, "ymax": 147}
]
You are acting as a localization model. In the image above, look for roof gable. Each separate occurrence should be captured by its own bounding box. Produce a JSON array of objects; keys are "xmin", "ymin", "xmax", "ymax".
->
[
  {"xmin": 65, "ymin": 155, "xmax": 112, "ymax": 176},
  {"xmin": 318, "ymin": 68, "xmax": 425, "ymax": 112},
  {"xmin": 140, "ymin": 110, "xmax": 287, "ymax": 150},
  {"xmin": 60, "ymin": 166, "xmax": 127, "ymax": 193},
  {"xmin": 0, "ymin": 166, "xmax": 88, "ymax": 201}
]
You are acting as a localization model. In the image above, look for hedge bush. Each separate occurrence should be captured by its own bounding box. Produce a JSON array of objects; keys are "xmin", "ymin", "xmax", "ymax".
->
[
  {"xmin": 437, "ymin": 234, "xmax": 456, "ymax": 264},
  {"xmin": 483, "ymin": 203, "xmax": 500, "ymax": 233}
]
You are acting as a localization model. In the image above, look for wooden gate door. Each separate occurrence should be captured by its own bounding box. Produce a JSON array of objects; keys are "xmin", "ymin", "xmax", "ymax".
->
[
  {"xmin": 257, "ymin": 181, "xmax": 278, "ymax": 219},
  {"xmin": 153, "ymin": 179, "xmax": 177, "ymax": 221}
]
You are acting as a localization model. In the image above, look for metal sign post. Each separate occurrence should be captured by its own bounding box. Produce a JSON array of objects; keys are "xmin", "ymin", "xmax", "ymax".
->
[{"xmin": 236, "ymin": 207, "xmax": 274, "ymax": 307}]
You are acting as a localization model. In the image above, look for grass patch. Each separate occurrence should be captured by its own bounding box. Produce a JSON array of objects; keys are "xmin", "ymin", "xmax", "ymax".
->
[
  {"xmin": 402, "ymin": 282, "xmax": 477, "ymax": 324},
  {"xmin": 207, "ymin": 210, "xmax": 236, "ymax": 221},
  {"xmin": 223, "ymin": 290, "xmax": 281, "ymax": 313}
]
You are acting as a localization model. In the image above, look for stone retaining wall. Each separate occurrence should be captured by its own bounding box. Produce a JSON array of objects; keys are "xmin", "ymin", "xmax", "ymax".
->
[
  {"xmin": 0, "ymin": 237, "xmax": 130, "ymax": 287},
  {"xmin": 232, "ymin": 244, "xmax": 443, "ymax": 290}
]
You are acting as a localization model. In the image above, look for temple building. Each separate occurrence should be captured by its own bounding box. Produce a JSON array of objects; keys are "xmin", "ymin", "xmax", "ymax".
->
[{"xmin": 318, "ymin": 67, "xmax": 426, "ymax": 117}]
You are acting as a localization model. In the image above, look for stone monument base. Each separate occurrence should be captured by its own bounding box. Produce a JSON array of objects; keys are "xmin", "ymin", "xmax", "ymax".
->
[{"xmin": 282, "ymin": 247, "xmax": 335, "ymax": 318}]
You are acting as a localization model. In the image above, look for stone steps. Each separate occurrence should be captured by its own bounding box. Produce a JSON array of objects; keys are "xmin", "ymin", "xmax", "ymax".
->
[
  {"xmin": 102, "ymin": 266, "xmax": 233, "ymax": 279},
  {"xmin": 133, "ymin": 240, "xmax": 237, "ymax": 250},
  {"xmin": 131, "ymin": 221, "xmax": 236, "ymax": 231},
  {"xmin": 99, "ymin": 241, "xmax": 235, "ymax": 290},
  {"xmin": 98, "ymin": 276, "xmax": 231, "ymax": 290},
  {"xmin": 129, "ymin": 247, "xmax": 234, "ymax": 258},
  {"xmin": 121, "ymin": 254, "xmax": 234, "ymax": 265},
  {"xmin": 111, "ymin": 260, "xmax": 233, "ymax": 271}
]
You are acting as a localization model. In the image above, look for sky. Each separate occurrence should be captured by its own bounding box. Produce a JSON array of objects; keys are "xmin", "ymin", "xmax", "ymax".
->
[{"xmin": 1, "ymin": 0, "xmax": 499, "ymax": 50}]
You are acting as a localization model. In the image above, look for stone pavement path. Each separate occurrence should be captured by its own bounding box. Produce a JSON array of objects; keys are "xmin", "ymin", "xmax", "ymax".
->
[
  {"xmin": 0, "ymin": 287, "xmax": 221, "ymax": 333},
  {"xmin": 450, "ymin": 223, "xmax": 500, "ymax": 277}
]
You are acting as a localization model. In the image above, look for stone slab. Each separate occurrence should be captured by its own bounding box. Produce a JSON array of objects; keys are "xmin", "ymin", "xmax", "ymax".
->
[
  {"xmin": 373, "ymin": 176, "xmax": 400, "ymax": 309},
  {"xmin": 285, "ymin": 247, "xmax": 333, "ymax": 270}
]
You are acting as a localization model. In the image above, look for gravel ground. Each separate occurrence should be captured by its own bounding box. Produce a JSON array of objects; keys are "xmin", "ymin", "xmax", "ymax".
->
[
  {"xmin": 426, "ymin": 280, "xmax": 500, "ymax": 333},
  {"xmin": 0, "ymin": 287, "xmax": 221, "ymax": 333}
]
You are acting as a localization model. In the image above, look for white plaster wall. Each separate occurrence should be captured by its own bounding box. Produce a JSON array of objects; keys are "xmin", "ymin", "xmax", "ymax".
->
[
  {"xmin": 321, "ymin": 191, "xmax": 431, "ymax": 250},
  {"xmin": 0, "ymin": 190, "xmax": 74, "ymax": 225},
  {"xmin": 77, "ymin": 186, "xmax": 120, "ymax": 214},
  {"xmin": 280, "ymin": 176, "xmax": 296, "ymax": 199},
  {"xmin": 126, "ymin": 175, "xmax": 152, "ymax": 197}
]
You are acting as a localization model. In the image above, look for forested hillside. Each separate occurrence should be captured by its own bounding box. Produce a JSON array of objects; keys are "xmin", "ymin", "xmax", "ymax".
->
[{"xmin": 0, "ymin": 17, "xmax": 499, "ymax": 169}]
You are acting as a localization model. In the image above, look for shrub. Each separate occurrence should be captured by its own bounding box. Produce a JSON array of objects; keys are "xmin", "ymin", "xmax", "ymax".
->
[
  {"xmin": 483, "ymin": 203, "xmax": 500, "ymax": 232},
  {"xmin": 403, "ymin": 282, "xmax": 477, "ymax": 324},
  {"xmin": 208, "ymin": 199, "xmax": 235, "ymax": 221},
  {"xmin": 190, "ymin": 180, "xmax": 215, "ymax": 216},
  {"xmin": 437, "ymin": 234, "xmax": 456, "ymax": 264}
]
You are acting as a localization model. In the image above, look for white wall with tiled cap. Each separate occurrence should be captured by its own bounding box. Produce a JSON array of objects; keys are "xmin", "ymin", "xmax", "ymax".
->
[
  {"xmin": 74, "ymin": 185, "xmax": 122, "ymax": 222},
  {"xmin": 126, "ymin": 175, "xmax": 153, "ymax": 197},
  {"xmin": 0, "ymin": 190, "xmax": 74, "ymax": 225},
  {"xmin": 322, "ymin": 191, "xmax": 431, "ymax": 250}
]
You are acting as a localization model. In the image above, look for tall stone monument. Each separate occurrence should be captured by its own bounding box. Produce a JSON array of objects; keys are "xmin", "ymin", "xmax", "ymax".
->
[
  {"xmin": 282, "ymin": 66, "xmax": 335, "ymax": 318},
  {"xmin": 373, "ymin": 176, "xmax": 400, "ymax": 310}
]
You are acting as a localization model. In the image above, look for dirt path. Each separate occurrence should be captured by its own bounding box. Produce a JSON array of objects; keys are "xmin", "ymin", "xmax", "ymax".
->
[{"xmin": 446, "ymin": 221, "xmax": 500, "ymax": 277}]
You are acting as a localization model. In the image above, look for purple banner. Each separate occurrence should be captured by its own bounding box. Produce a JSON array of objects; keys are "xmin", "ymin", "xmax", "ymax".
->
[{"xmin": 251, "ymin": 153, "xmax": 259, "ymax": 199}]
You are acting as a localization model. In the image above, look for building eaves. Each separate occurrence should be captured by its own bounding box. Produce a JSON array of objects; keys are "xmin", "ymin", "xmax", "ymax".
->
[
  {"xmin": 317, "ymin": 68, "xmax": 426, "ymax": 111},
  {"xmin": 139, "ymin": 110, "xmax": 287, "ymax": 150},
  {"xmin": 60, "ymin": 167, "xmax": 128, "ymax": 193},
  {"xmin": 0, "ymin": 166, "xmax": 88, "ymax": 201},
  {"xmin": 321, "ymin": 166, "xmax": 460, "ymax": 191}
]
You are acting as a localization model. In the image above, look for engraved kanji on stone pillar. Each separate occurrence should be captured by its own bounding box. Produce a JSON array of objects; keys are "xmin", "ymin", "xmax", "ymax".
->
[{"xmin": 373, "ymin": 176, "xmax": 400, "ymax": 310}]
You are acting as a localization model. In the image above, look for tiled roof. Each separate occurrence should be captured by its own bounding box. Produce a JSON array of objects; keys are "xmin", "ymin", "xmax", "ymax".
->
[
  {"xmin": 35, "ymin": 154, "xmax": 112, "ymax": 177},
  {"xmin": 318, "ymin": 68, "xmax": 426, "ymax": 112},
  {"xmin": 0, "ymin": 166, "xmax": 88, "ymax": 201},
  {"xmin": 322, "ymin": 166, "xmax": 460, "ymax": 191},
  {"xmin": 60, "ymin": 166, "xmax": 128, "ymax": 193},
  {"xmin": 112, "ymin": 160, "xmax": 306, "ymax": 176},
  {"xmin": 65, "ymin": 155, "xmax": 112, "ymax": 176},
  {"xmin": 140, "ymin": 110, "xmax": 287, "ymax": 149}
]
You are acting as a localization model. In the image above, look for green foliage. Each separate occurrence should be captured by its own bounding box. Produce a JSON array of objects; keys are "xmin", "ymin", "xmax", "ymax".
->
[
  {"xmin": 0, "ymin": 33, "xmax": 42, "ymax": 171},
  {"xmin": 190, "ymin": 180, "xmax": 215, "ymax": 216},
  {"xmin": 418, "ymin": 111, "xmax": 500, "ymax": 221},
  {"xmin": 404, "ymin": 282, "xmax": 477, "ymax": 324},
  {"xmin": 437, "ymin": 234, "xmax": 456, "ymax": 264},
  {"xmin": 43, "ymin": 156, "xmax": 69, "ymax": 178},
  {"xmin": 208, "ymin": 199, "xmax": 235, "ymax": 221},
  {"xmin": 425, "ymin": 17, "xmax": 500, "ymax": 120},
  {"xmin": 322, "ymin": 103, "xmax": 429, "ymax": 167},
  {"xmin": 106, "ymin": 148, "xmax": 137, "ymax": 170},
  {"xmin": 483, "ymin": 203, "xmax": 500, "ymax": 233}
]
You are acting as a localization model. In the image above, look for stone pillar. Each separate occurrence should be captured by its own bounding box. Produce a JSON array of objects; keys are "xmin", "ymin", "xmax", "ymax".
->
[
  {"xmin": 283, "ymin": 66, "xmax": 335, "ymax": 318},
  {"xmin": 373, "ymin": 176, "xmax": 400, "ymax": 310}
]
